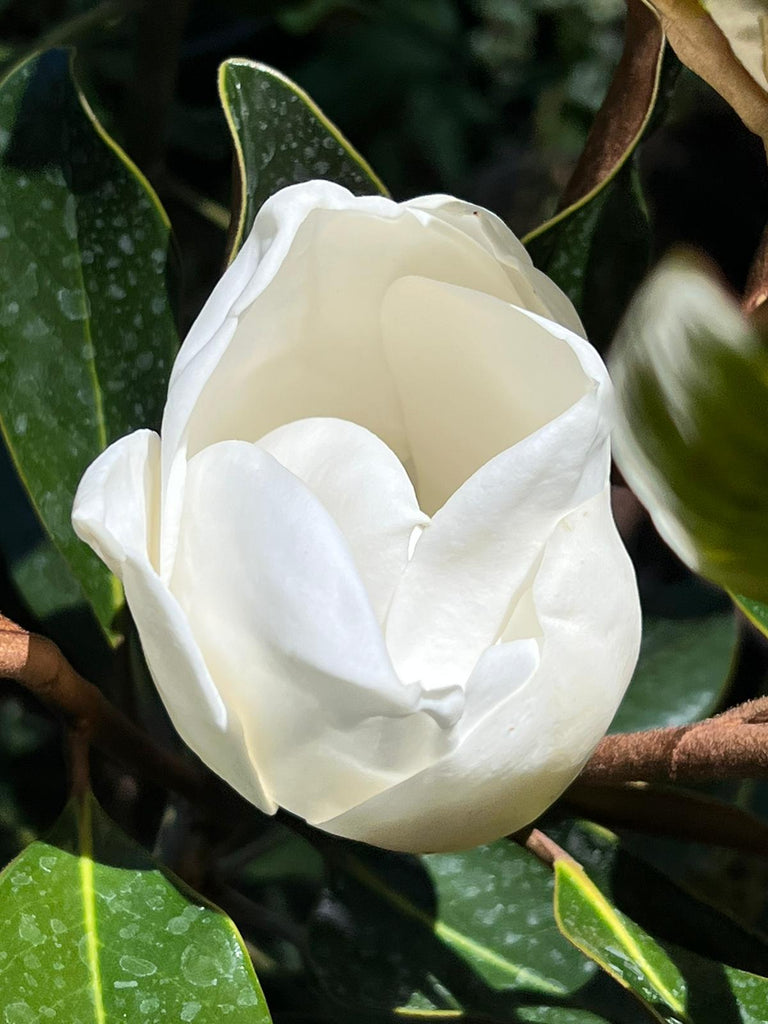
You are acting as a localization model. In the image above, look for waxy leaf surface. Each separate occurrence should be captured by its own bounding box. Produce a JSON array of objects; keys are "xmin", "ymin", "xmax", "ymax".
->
[
  {"xmin": 0, "ymin": 794, "xmax": 271, "ymax": 1022},
  {"xmin": 218, "ymin": 57, "xmax": 386, "ymax": 259},
  {"xmin": 0, "ymin": 49, "xmax": 178, "ymax": 639}
]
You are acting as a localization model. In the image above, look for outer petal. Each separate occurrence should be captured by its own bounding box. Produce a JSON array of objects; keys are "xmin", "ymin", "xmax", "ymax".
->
[
  {"xmin": 71, "ymin": 431, "xmax": 272, "ymax": 812},
  {"xmin": 404, "ymin": 194, "xmax": 586, "ymax": 338},
  {"xmin": 319, "ymin": 485, "xmax": 641, "ymax": 852},
  {"xmin": 382, "ymin": 281, "xmax": 612, "ymax": 692},
  {"xmin": 257, "ymin": 417, "xmax": 427, "ymax": 624},
  {"xmin": 159, "ymin": 181, "xmax": 546, "ymax": 577},
  {"xmin": 170, "ymin": 440, "xmax": 463, "ymax": 824}
]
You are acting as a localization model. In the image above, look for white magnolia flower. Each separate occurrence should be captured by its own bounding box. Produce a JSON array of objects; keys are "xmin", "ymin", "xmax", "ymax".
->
[{"xmin": 73, "ymin": 181, "xmax": 641, "ymax": 852}]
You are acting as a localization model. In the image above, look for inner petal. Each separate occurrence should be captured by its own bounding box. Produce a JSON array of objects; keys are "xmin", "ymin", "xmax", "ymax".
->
[
  {"xmin": 381, "ymin": 276, "xmax": 590, "ymax": 515},
  {"xmin": 257, "ymin": 416, "xmax": 427, "ymax": 624},
  {"xmin": 182, "ymin": 205, "xmax": 526, "ymax": 467}
]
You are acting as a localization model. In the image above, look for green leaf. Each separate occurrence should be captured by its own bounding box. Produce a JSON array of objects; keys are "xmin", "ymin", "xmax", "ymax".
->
[
  {"xmin": 554, "ymin": 858, "xmax": 768, "ymax": 1024},
  {"xmin": 309, "ymin": 840, "xmax": 641, "ymax": 1021},
  {"xmin": 0, "ymin": 49, "xmax": 178, "ymax": 641},
  {"xmin": 732, "ymin": 593, "xmax": 768, "ymax": 640},
  {"xmin": 525, "ymin": 161, "xmax": 652, "ymax": 351},
  {"xmin": 610, "ymin": 251, "xmax": 768, "ymax": 603},
  {"xmin": 558, "ymin": 821, "xmax": 768, "ymax": 974},
  {"xmin": 218, "ymin": 57, "xmax": 387, "ymax": 260},
  {"xmin": 555, "ymin": 860, "xmax": 687, "ymax": 1022},
  {"xmin": 0, "ymin": 793, "xmax": 272, "ymax": 1022},
  {"xmin": 609, "ymin": 610, "xmax": 736, "ymax": 733}
]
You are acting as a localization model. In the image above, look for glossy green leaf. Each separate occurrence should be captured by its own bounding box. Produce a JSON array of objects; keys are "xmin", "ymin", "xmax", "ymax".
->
[
  {"xmin": 0, "ymin": 793, "xmax": 271, "ymax": 1022},
  {"xmin": 555, "ymin": 860, "xmax": 687, "ymax": 1022},
  {"xmin": 309, "ymin": 840, "xmax": 642, "ymax": 1022},
  {"xmin": 218, "ymin": 57, "xmax": 387, "ymax": 259},
  {"xmin": 609, "ymin": 610, "xmax": 736, "ymax": 733},
  {"xmin": 0, "ymin": 49, "xmax": 178, "ymax": 640},
  {"xmin": 558, "ymin": 820, "xmax": 768, "ymax": 975},
  {"xmin": 732, "ymin": 593, "xmax": 768, "ymax": 640},
  {"xmin": 525, "ymin": 162, "xmax": 651, "ymax": 351},
  {"xmin": 555, "ymin": 858, "xmax": 768, "ymax": 1024},
  {"xmin": 610, "ymin": 251, "xmax": 768, "ymax": 603}
]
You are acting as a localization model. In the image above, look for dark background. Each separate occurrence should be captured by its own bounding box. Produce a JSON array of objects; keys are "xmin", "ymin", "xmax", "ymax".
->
[{"xmin": 3, "ymin": 0, "xmax": 766, "ymax": 328}]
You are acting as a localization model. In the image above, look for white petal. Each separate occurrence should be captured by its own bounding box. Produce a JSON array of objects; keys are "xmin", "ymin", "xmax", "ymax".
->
[
  {"xmin": 72, "ymin": 428, "xmax": 161, "ymax": 579},
  {"xmin": 320, "ymin": 486, "xmax": 641, "ymax": 852},
  {"xmin": 382, "ymin": 279, "xmax": 612, "ymax": 691},
  {"xmin": 170, "ymin": 439, "xmax": 463, "ymax": 824},
  {"xmin": 381, "ymin": 276, "xmax": 593, "ymax": 514},
  {"xmin": 159, "ymin": 181, "xmax": 535, "ymax": 577},
  {"xmin": 404, "ymin": 194, "xmax": 586, "ymax": 337},
  {"xmin": 257, "ymin": 417, "xmax": 427, "ymax": 624},
  {"xmin": 72, "ymin": 432, "xmax": 272, "ymax": 811}
]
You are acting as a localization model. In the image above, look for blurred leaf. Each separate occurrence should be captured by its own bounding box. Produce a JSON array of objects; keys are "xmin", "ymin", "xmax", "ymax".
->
[
  {"xmin": 610, "ymin": 251, "xmax": 768, "ymax": 603},
  {"xmin": 555, "ymin": 857, "xmax": 768, "ymax": 1024},
  {"xmin": 645, "ymin": 0, "xmax": 768, "ymax": 151},
  {"xmin": 0, "ymin": 49, "xmax": 178, "ymax": 641},
  {"xmin": 609, "ymin": 610, "xmax": 736, "ymax": 732},
  {"xmin": 218, "ymin": 57, "xmax": 387, "ymax": 260},
  {"xmin": 0, "ymin": 792, "xmax": 271, "ymax": 1022},
  {"xmin": 732, "ymin": 593, "xmax": 768, "ymax": 640},
  {"xmin": 309, "ymin": 840, "xmax": 642, "ymax": 1021}
]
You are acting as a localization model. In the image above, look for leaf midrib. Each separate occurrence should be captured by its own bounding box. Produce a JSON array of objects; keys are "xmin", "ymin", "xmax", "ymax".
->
[{"xmin": 77, "ymin": 796, "xmax": 105, "ymax": 1024}]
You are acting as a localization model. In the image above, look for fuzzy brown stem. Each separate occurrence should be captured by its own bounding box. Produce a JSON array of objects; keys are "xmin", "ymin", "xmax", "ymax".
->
[
  {"xmin": 579, "ymin": 697, "xmax": 768, "ymax": 784},
  {"xmin": 510, "ymin": 826, "xmax": 578, "ymax": 868}
]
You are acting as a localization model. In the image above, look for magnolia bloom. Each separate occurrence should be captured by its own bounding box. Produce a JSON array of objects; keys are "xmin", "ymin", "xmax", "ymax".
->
[{"xmin": 73, "ymin": 181, "xmax": 641, "ymax": 852}]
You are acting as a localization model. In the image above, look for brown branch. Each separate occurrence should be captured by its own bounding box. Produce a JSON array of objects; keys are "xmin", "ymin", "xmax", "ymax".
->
[
  {"xmin": 510, "ymin": 826, "xmax": 578, "ymax": 868},
  {"xmin": 564, "ymin": 781, "xmax": 768, "ymax": 857},
  {"xmin": 0, "ymin": 613, "xmax": 207, "ymax": 806},
  {"xmin": 558, "ymin": 0, "xmax": 664, "ymax": 210},
  {"xmin": 6, "ymin": 608, "xmax": 768, "ymax": 862},
  {"xmin": 579, "ymin": 697, "xmax": 768, "ymax": 785}
]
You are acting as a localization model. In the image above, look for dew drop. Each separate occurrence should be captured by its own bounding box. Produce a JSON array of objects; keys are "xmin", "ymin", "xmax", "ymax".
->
[
  {"xmin": 18, "ymin": 913, "xmax": 43, "ymax": 945},
  {"xmin": 119, "ymin": 954, "xmax": 157, "ymax": 977},
  {"xmin": 4, "ymin": 1004, "xmax": 37, "ymax": 1024},
  {"xmin": 63, "ymin": 195, "xmax": 77, "ymax": 240},
  {"xmin": 56, "ymin": 288, "xmax": 89, "ymax": 322}
]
